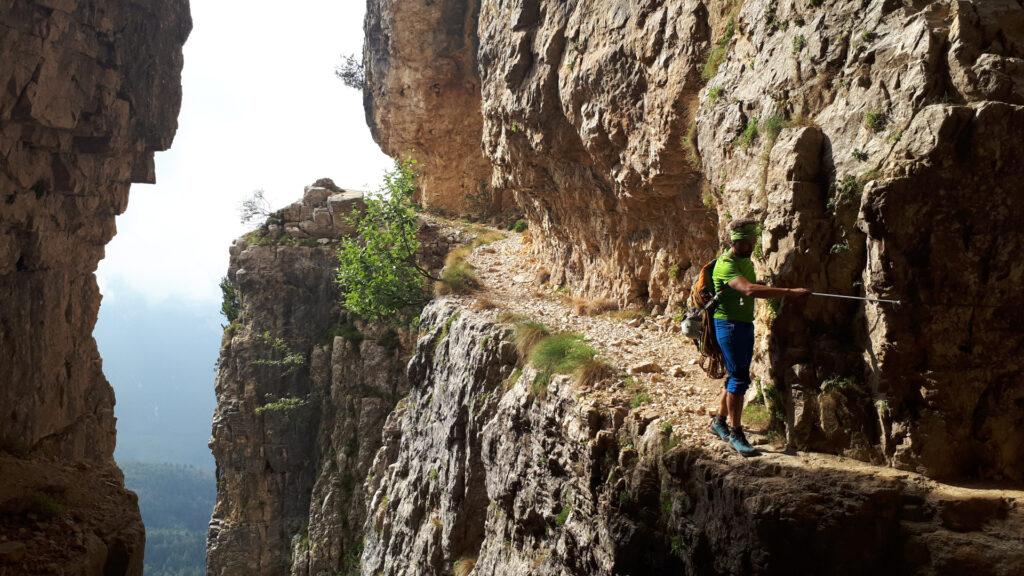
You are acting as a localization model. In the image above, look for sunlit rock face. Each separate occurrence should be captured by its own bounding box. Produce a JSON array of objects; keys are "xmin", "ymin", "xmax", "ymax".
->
[
  {"xmin": 363, "ymin": 0, "xmax": 1024, "ymax": 483},
  {"xmin": 363, "ymin": 0, "xmax": 510, "ymax": 219},
  {"xmin": 0, "ymin": 0, "xmax": 190, "ymax": 573},
  {"xmin": 361, "ymin": 301, "xmax": 1024, "ymax": 576}
]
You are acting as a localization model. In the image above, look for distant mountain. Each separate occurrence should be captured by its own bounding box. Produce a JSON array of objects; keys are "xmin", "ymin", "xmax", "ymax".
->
[
  {"xmin": 122, "ymin": 461, "xmax": 216, "ymax": 576},
  {"xmin": 95, "ymin": 288, "xmax": 222, "ymax": 470}
]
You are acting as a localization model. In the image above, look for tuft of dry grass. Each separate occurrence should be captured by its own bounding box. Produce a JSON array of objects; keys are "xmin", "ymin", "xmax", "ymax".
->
[
  {"xmin": 514, "ymin": 320, "xmax": 551, "ymax": 361},
  {"xmin": 453, "ymin": 557, "xmax": 477, "ymax": 576},
  {"xmin": 470, "ymin": 297, "xmax": 497, "ymax": 311},
  {"xmin": 435, "ymin": 247, "xmax": 480, "ymax": 296},
  {"xmin": 606, "ymin": 309, "xmax": 647, "ymax": 321},
  {"xmin": 571, "ymin": 296, "xmax": 618, "ymax": 316},
  {"xmin": 497, "ymin": 310, "xmax": 527, "ymax": 324},
  {"xmin": 574, "ymin": 357, "xmax": 617, "ymax": 388}
]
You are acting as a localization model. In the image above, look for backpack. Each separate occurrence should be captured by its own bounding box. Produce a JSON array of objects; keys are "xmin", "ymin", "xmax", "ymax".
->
[{"xmin": 681, "ymin": 258, "xmax": 725, "ymax": 379}]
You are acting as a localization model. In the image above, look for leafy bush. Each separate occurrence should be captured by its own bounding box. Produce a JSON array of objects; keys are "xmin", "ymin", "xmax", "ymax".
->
[
  {"xmin": 255, "ymin": 396, "xmax": 305, "ymax": 415},
  {"xmin": 336, "ymin": 160, "xmax": 431, "ymax": 321},
  {"xmin": 253, "ymin": 331, "xmax": 305, "ymax": 373},
  {"xmin": 852, "ymin": 148, "xmax": 869, "ymax": 162},
  {"xmin": 219, "ymin": 277, "xmax": 240, "ymax": 323},
  {"xmin": 511, "ymin": 219, "xmax": 528, "ymax": 233},
  {"xmin": 336, "ymin": 54, "xmax": 365, "ymax": 90},
  {"xmin": 762, "ymin": 114, "xmax": 786, "ymax": 141}
]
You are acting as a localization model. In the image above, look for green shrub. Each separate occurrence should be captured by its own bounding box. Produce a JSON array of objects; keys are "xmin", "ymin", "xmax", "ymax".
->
[
  {"xmin": 219, "ymin": 277, "xmax": 240, "ymax": 323},
  {"xmin": 827, "ymin": 175, "xmax": 864, "ymax": 212},
  {"xmin": 255, "ymin": 396, "xmax": 305, "ymax": 415},
  {"xmin": 253, "ymin": 331, "xmax": 305, "ymax": 373},
  {"xmin": 864, "ymin": 110, "xmax": 888, "ymax": 133},
  {"xmin": 792, "ymin": 34, "xmax": 807, "ymax": 53},
  {"xmin": 336, "ymin": 159, "xmax": 430, "ymax": 321},
  {"xmin": 511, "ymin": 219, "xmax": 529, "ymax": 233},
  {"xmin": 852, "ymin": 148, "xmax": 869, "ymax": 162},
  {"xmin": 707, "ymin": 86, "xmax": 724, "ymax": 102}
]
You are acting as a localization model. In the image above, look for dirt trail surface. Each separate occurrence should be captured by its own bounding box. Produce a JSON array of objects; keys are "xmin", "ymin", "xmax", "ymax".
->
[
  {"xmin": 458, "ymin": 228, "xmax": 1024, "ymax": 501},
  {"xmin": 462, "ymin": 230, "xmax": 736, "ymax": 447}
]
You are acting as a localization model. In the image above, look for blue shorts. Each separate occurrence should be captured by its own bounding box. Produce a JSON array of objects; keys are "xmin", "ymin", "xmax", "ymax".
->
[{"xmin": 714, "ymin": 319, "xmax": 754, "ymax": 395}]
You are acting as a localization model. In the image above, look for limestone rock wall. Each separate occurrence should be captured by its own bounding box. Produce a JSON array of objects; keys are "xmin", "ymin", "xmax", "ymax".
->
[
  {"xmin": 361, "ymin": 300, "xmax": 1024, "ymax": 576},
  {"xmin": 206, "ymin": 184, "xmax": 458, "ymax": 576},
  {"xmin": 363, "ymin": 0, "xmax": 508, "ymax": 218},
  {"xmin": 363, "ymin": 0, "xmax": 1024, "ymax": 482},
  {"xmin": 0, "ymin": 0, "xmax": 190, "ymax": 573}
]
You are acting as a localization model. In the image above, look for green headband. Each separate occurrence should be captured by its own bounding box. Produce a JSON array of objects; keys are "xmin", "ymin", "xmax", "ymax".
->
[{"xmin": 730, "ymin": 224, "xmax": 758, "ymax": 241}]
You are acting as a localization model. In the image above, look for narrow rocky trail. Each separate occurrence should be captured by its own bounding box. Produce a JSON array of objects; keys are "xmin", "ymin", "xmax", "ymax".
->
[{"xmin": 456, "ymin": 227, "xmax": 1024, "ymax": 504}]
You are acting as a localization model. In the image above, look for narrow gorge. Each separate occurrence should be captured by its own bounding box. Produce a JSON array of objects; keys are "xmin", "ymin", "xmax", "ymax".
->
[{"xmin": 208, "ymin": 1, "xmax": 1024, "ymax": 575}]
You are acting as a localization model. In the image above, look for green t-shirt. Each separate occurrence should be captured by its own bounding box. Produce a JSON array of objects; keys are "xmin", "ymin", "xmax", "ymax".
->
[{"xmin": 712, "ymin": 251, "xmax": 756, "ymax": 323}]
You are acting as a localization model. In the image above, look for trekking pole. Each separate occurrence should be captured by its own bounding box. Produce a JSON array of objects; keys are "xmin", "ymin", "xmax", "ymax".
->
[{"xmin": 811, "ymin": 292, "xmax": 902, "ymax": 306}]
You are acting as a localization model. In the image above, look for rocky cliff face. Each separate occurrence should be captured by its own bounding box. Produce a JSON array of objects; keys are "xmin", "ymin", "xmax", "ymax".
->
[
  {"xmin": 0, "ymin": 0, "xmax": 190, "ymax": 573},
  {"xmin": 362, "ymin": 300, "xmax": 1024, "ymax": 576},
  {"xmin": 364, "ymin": 0, "xmax": 1024, "ymax": 482},
  {"xmin": 207, "ymin": 183, "xmax": 460, "ymax": 576}
]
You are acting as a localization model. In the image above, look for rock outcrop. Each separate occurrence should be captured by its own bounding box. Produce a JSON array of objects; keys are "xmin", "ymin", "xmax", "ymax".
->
[
  {"xmin": 0, "ymin": 0, "xmax": 190, "ymax": 573},
  {"xmin": 207, "ymin": 183, "xmax": 459, "ymax": 575},
  {"xmin": 362, "ymin": 300, "xmax": 1024, "ymax": 576},
  {"xmin": 363, "ymin": 0, "xmax": 1024, "ymax": 482},
  {"xmin": 364, "ymin": 0, "xmax": 508, "ymax": 218}
]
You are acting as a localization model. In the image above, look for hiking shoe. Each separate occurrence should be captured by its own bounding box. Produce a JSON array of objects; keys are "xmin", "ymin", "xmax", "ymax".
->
[
  {"xmin": 729, "ymin": 428, "xmax": 759, "ymax": 457},
  {"xmin": 710, "ymin": 418, "xmax": 731, "ymax": 442}
]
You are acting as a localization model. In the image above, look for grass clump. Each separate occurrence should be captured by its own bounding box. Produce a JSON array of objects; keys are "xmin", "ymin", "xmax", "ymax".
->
[
  {"xmin": 30, "ymin": 492, "xmax": 65, "ymax": 518},
  {"xmin": 762, "ymin": 114, "xmax": 786, "ymax": 141},
  {"xmin": 514, "ymin": 320, "xmax": 551, "ymax": 361},
  {"xmin": 631, "ymin": 391, "xmax": 653, "ymax": 408},
  {"xmin": 738, "ymin": 117, "xmax": 759, "ymax": 149},
  {"xmin": 571, "ymin": 296, "xmax": 618, "ymax": 316},
  {"xmin": 575, "ymin": 357, "xmax": 617, "ymax": 388},
  {"xmin": 530, "ymin": 333, "xmax": 597, "ymax": 375},
  {"xmin": 510, "ymin": 219, "xmax": 528, "ymax": 233},
  {"xmin": 435, "ymin": 248, "xmax": 481, "ymax": 296},
  {"xmin": 255, "ymin": 396, "xmax": 305, "ymax": 415},
  {"xmin": 555, "ymin": 503, "xmax": 572, "ymax": 526},
  {"xmin": 707, "ymin": 86, "xmax": 724, "ymax": 102},
  {"xmin": 827, "ymin": 175, "xmax": 864, "ymax": 212},
  {"xmin": 701, "ymin": 17, "xmax": 736, "ymax": 82},
  {"xmin": 864, "ymin": 110, "xmax": 888, "ymax": 133},
  {"xmin": 792, "ymin": 34, "xmax": 807, "ymax": 53},
  {"xmin": 453, "ymin": 557, "xmax": 477, "ymax": 576}
]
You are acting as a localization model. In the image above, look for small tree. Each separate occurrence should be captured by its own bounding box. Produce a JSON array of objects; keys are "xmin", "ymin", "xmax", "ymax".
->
[
  {"xmin": 336, "ymin": 54, "xmax": 365, "ymax": 90},
  {"xmin": 219, "ymin": 277, "xmax": 240, "ymax": 323},
  {"xmin": 336, "ymin": 160, "xmax": 435, "ymax": 321},
  {"xmin": 240, "ymin": 189, "xmax": 272, "ymax": 224}
]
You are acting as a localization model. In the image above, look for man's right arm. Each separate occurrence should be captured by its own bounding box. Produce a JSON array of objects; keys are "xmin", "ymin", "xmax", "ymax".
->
[{"xmin": 728, "ymin": 276, "xmax": 810, "ymax": 299}]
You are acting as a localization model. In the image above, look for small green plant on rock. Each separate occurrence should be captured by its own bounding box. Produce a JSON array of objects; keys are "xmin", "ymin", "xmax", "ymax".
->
[
  {"xmin": 852, "ymin": 148, "xmax": 869, "ymax": 162},
  {"xmin": 511, "ymin": 219, "xmax": 529, "ymax": 233},
  {"xmin": 792, "ymin": 34, "xmax": 807, "ymax": 53},
  {"xmin": 253, "ymin": 331, "xmax": 306, "ymax": 373},
  {"xmin": 219, "ymin": 277, "xmax": 240, "ymax": 323},
  {"xmin": 707, "ymin": 86, "xmax": 724, "ymax": 102},
  {"xmin": 702, "ymin": 17, "xmax": 736, "ymax": 82},
  {"xmin": 255, "ymin": 395, "xmax": 305, "ymax": 415},
  {"xmin": 555, "ymin": 502, "xmax": 572, "ymax": 526},
  {"xmin": 738, "ymin": 117, "xmax": 760, "ymax": 149},
  {"xmin": 864, "ymin": 110, "xmax": 888, "ymax": 133}
]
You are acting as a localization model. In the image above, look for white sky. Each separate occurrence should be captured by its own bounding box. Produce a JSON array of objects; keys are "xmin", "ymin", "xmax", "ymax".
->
[{"xmin": 97, "ymin": 0, "xmax": 392, "ymax": 305}]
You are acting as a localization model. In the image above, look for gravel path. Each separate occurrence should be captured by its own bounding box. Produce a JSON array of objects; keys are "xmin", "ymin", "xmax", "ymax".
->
[{"xmin": 455, "ymin": 230, "xmax": 731, "ymax": 451}]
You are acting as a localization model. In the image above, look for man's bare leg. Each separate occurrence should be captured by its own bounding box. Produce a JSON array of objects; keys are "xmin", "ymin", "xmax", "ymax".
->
[
  {"xmin": 726, "ymin": 391, "xmax": 744, "ymax": 429},
  {"xmin": 717, "ymin": 388, "xmax": 728, "ymax": 421}
]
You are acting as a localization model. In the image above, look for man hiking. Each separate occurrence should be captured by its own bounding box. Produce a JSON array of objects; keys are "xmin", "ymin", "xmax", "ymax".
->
[{"xmin": 709, "ymin": 219, "xmax": 810, "ymax": 456}]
